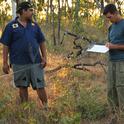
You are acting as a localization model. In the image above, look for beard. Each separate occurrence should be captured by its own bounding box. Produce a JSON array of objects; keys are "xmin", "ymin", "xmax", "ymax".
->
[{"xmin": 27, "ymin": 15, "xmax": 33, "ymax": 22}]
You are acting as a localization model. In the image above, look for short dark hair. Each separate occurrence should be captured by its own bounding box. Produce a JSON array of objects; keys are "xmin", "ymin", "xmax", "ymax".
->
[
  {"xmin": 16, "ymin": 1, "xmax": 33, "ymax": 15},
  {"xmin": 103, "ymin": 4, "xmax": 118, "ymax": 15}
]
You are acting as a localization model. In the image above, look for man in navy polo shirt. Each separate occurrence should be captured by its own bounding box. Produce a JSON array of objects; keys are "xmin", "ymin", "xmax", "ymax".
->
[{"xmin": 0, "ymin": 1, "xmax": 48, "ymax": 107}]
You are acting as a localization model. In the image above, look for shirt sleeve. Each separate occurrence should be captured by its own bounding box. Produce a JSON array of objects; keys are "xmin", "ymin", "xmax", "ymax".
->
[
  {"xmin": 36, "ymin": 24, "xmax": 45, "ymax": 44},
  {"xmin": 0, "ymin": 23, "xmax": 12, "ymax": 46}
]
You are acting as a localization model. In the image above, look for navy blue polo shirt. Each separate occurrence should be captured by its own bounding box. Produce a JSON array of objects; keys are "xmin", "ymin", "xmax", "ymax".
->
[
  {"xmin": 108, "ymin": 19, "xmax": 124, "ymax": 61},
  {"xmin": 0, "ymin": 17, "xmax": 45, "ymax": 64}
]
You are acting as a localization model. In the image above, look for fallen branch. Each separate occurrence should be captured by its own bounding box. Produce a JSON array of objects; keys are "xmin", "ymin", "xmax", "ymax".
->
[
  {"xmin": 45, "ymin": 61, "xmax": 106, "ymax": 74},
  {"xmin": 45, "ymin": 64, "xmax": 90, "ymax": 74}
]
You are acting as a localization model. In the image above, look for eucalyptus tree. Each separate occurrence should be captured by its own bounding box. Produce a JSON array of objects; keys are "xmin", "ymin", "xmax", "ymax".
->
[
  {"xmin": 0, "ymin": 0, "xmax": 11, "ymax": 30},
  {"xmin": 50, "ymin": 0, "xmax": 56, "ymax": 45},
  {"xmin": 57, "ymin": 0, "xmax": 61, "ymax": 44}
]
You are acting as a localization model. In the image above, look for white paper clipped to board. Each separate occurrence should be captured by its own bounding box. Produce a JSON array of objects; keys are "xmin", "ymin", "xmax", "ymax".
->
[{"xmin": 87, "ymin": 44, "xmax": 109, "ymax": 53}]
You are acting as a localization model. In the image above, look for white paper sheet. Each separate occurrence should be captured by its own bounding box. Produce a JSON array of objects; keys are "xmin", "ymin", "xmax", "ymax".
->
[{"xmin": 87, "ymin": 44, "xmax": 109, "ymax": 53}]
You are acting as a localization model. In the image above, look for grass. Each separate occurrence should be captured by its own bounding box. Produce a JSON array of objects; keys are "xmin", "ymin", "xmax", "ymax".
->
[
  {"xmin": 0, "ymin": 56, "xmax": 108, "ymax": 124},
  {"xmin": 77, "ymin": 87, "xmax": 108, "ymax": 120},
  {"xmin": 0, "ymin": 23, "xmax": 110, "ymax": 124}
]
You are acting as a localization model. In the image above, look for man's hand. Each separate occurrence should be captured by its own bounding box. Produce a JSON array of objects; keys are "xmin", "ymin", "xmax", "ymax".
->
[
  {"xmin": 41, "ymin": 57, "xmax": 47, "ymax": 68},
  {"xmin": 106, "ymin": 42, "xmax": 124, "ymax": 50},
  {"xmin": 40, "ymin": 42, "xmax": 47, "ymax": 68},
  {"xmin": 105, "ymin": 42, "xmax": 117, "ymax": 49},
  {"xmin": 2, "ymin": 63, "xmax": 10, "ymax": 74}
]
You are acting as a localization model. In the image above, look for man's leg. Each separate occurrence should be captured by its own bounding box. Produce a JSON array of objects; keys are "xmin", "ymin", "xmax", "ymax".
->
[
  {"xmin": 19, "ymin": 87, "xmax": 28, "ymax": 103},
  {"xmin": 36, "ymin": 88, "xmax": 47, "ymax": 106},
  {"xmin": 117, "ymin": 87, "xmax": 124, "ymax": 111},
  {"xmin": 12, "ymin": 64, "xmax": 29, "ymax": 103},
  {"xmin": 31, "ymin": 64, "xmax": 47, "ymax": 106},
  {"xmin": 107, "ymin": 62, "xmax": 119, "ymax": 112},
  {"xmin": 107, "ymin": 87, "xmax": 119, "ymax": 112},
  {"xmin": 107, "ymin": 62, "xmax": 119, "ymax": 124},
  {"xmin": 116, "ymin": 61, "xmax": 124, "ymax": 111}
]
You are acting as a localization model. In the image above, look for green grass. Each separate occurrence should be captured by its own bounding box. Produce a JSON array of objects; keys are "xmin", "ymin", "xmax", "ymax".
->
[{"xmin": 77, "ymin": 87, "xmax": 108, "ymax": 120}]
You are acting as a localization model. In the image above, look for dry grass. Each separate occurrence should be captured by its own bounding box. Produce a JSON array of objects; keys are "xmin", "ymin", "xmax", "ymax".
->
[{"xmin": 0, "ymin": 26, "xmax": 110, "ymax": 123}]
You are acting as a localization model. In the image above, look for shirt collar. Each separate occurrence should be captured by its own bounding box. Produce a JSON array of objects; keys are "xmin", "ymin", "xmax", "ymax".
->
[{"xmin": 14, "ymin": 16, "xmax": 34, "ymax": 28}]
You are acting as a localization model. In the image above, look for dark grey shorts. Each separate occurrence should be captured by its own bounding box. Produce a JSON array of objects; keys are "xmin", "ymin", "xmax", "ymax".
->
[{"xmin": 12, "ymin": 64, "xmax": 46, "ymax": 90}]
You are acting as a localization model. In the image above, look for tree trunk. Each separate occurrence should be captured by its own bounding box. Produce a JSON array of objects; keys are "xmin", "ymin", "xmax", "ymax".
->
[
  {"xmin": 50, "ymin": 0, "xmax": 56, "ymax": 45},
  {"xmin": 100, "ymin": 0, "xmax": 104, "ymax": 16},
  {"xmin": 50, "ymin": 0, "xmax": 52, "ymax": 24},
  {"xmin": 11, "ymin": 0, "xmax": 16, "ymax": 19},
  {"xmin": 73, "ymin": 0, "xmax": 80, "ymax": 32},
  {"xmin": 64, "ymin": 0, "xmax": 67, "ymax": 17},
  {"xmin": 74, "ymin": 0, "xmax": 80, "ymax": 22},
  {"xmin": 58, "ymin": 0, "xmax": 61, "ymax": 44},
  {"xmin": 62, "ymin": 0, "xmax": 64, "ymax": 8},
  {"xmin": 115, "ymin": 0, "xmax": 123, "ymax": 15},
  {"xmin": 46, "ymin": 0, "xmax": 49, "ymax": 24},
  {"xmin": 15, "ymin": 0, "xmax": 19, "ymax": 6}
]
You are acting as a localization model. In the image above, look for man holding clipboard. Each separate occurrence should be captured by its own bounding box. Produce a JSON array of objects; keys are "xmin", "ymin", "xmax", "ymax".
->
[{"xmin": 103, "ymin": 4, "xmax": 124, "ymax": 124}]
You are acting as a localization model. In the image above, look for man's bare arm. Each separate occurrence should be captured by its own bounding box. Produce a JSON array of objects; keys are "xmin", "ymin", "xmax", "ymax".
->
[
  {"xmin": 2, "ymin": 45, "xmax": 10, "ymax": 74},
  {"xmin": 40, "ymin": 42, "xmax": 47, "ymax": 68}
]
